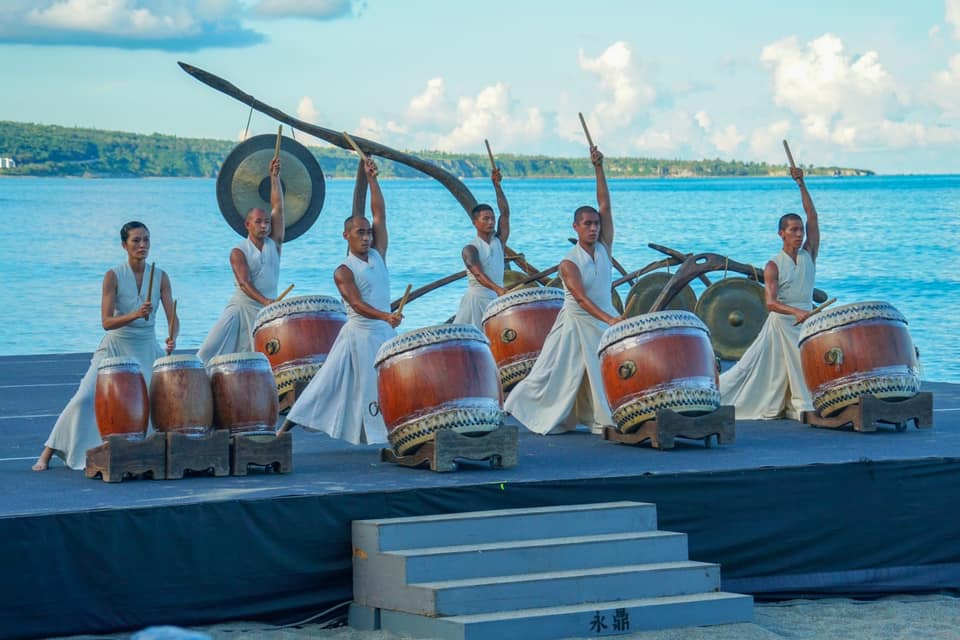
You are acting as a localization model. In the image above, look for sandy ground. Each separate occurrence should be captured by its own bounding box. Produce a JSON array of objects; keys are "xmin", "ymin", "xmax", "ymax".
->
[{"xmin": 57, "ymin": 594, "xmax": 960, "ymax": 640}]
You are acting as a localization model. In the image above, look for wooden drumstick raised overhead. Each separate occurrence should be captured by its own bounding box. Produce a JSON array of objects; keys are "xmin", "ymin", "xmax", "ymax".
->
[
  {"xmin": 783, "ymin": 139, "xmax": 797, "ymax": 169},
  {"xmin": 274, "ymin": 125, "xmax": 283, "ymax": 161},
  {"xmin": 396, "ymin": 284, "xmax": 413, "ymax": 316},
  {"xmin": 578, "ymin": 112, "xmax": 595, "ymax": 148},
  {"xmin": 275, "ymin": 283, "xmax": 295, "ymax": 302},
  {"xmin": 484, "ymin": 139, "xmax": 497, "ymax": 171},
  {"xmin": 342, "ymin": 131, "xmax": 368, "ymax": 162},
  {"xmin": 795, "ymin": 297, "xmax": 837, "ymax": 325}
]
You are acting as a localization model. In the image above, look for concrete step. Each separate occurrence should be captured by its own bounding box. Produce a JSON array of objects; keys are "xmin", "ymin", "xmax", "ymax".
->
[
  {"xmin": 353, "ymin": 501, "xmax": 657, "ymax": 552},
  {"xmin": 375, "ymin": 591, "xmax": 755, "ymax": 640},
  {"xmin": 394, "ymin": 530, "xmax": 689, "ymax": 583},
  {"xmin": 404, "ymin": 561, "xmax": 721, "ymax": 616}
]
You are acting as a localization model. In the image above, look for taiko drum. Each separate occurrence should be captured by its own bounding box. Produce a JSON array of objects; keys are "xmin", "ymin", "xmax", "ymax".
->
[
  {"xmin": 375, "ymin": 324, "xmax": 503, "ymax": 456},
  {"xmin": 598, "ymin": 311, "xmax": 720, "ymax": 433},
  {"xmin": 253, "ymin": 295, "xmax": 347, "ymax": 396},
  {"xmin": 207, "ymin": 352, "xmax": 278, "ymax": 434},
  {"xmin": 150, "ymin": 354, "xmax": 214, "ymax": 436},
  {"xmin": 481, "ymin": 287, "xmax": 564, "ymax": 392},
  {"xmin": 94, "ymin": 356, "xmax": 149, "ymax": 440},
  {"xmin": 799, "ymin": 301, "xmax": 920, "ymax": 417}
]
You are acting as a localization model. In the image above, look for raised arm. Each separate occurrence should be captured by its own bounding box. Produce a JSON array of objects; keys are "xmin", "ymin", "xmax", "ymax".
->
[
  {"xmin": 492, "ymin": 167, "xmax": 510, "ymax": 245},
  {"xmin": 230, "ymin": 248, "xmax": 273, "ymax": 306},
  {"xmin": 559, "ymin": 260, "xmax": 619, "ymax": 325},
  {"xmin": 268, "ymin": 156, "xmax": 285, "ymax": 252},
  {"xmin": 764, "ymin": 259, "xmax": 811, "ymax": 324},
  {"xmin": 462, "ymin": 244, "xmax": 508, "ymax": 296},
  {"xmin": 592, "ymin": 146, "xmax": 613, "ymax": 252},
  {"xmin": 792, "ymin": 167, "xmax": 819, "ymax": 263},
  {"xmin": 159, "ymin": 271, "xmax": 179, "ymax": 354},
  {"xmin": 101, "ymin": 269, "xmax": 152, "ymax": 330},
  {"xmin": 365, "ymin": 158, "xmax": 388, "ymax": 258},
  {"xmin": 335, "ymin": 265, "xmax": 401, "ymax": 327}
]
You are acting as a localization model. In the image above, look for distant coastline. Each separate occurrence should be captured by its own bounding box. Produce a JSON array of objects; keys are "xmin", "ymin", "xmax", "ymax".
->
[{"xmin": 0, "ymin": 120, "xmax": 874, "ymax": 180}]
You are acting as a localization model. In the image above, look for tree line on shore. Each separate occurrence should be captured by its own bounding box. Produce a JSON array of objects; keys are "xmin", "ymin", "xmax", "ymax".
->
[{"xmin": 0, "ymin": 120, "xmax": 873, "ymax": 179}]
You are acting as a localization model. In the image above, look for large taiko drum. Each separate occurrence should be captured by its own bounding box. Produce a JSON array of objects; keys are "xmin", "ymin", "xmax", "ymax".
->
[
  {"xmin": 253, "ymin": 295, "xmax": 347, "ymax": 396},
  {"xmin": 481, "ymin": 287, "xmax": 564, "ymax": 392},
  {"xmin": 799, "ymin": 301, "xmax": 920, "ymax": 417},
  {"xmin": 150, "ymin": 355, "xmax": 214, "ymax": 436},
  {"xmin": 94, "ymin": 356, "xmax": 149, "ymax": 440},
  {"xmin": 207, "ymin": 352, "xmax": 278, "ymax": 434},
  {"xmin": 375, "ymin": 325, "xmax": 503, "ymax": 456},
  {"xmin": 598, "ymin": 311, "xmax": 720, "ymax": 433}
]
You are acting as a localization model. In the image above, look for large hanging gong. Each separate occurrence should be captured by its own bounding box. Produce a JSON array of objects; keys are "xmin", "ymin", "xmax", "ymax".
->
[
  {"xmin": 623, "ymin": 272, "xmax": 696, "ymax": 317},
  {"xmin": 216, "ymin": 134, "xmax": 325, "ymax": 241},
  {"xmin": 695, "ymin": 278, "xmax": 768, "ymax": 360}
]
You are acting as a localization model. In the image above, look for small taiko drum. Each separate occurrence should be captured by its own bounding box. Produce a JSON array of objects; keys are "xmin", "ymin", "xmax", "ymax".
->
[
  {"xmin": 150, "ymin": 355, "xmax": 214, "ymax": 436},
  {"xmin": 94, "ymin": 356, "xmax": 149, "ymax": 440},
  {"xmin": 799, "ymin": 301, "xmax": 920, "ymax": 417},
  {"xmin": 253, "ymin": 295, "xmax": 347, "ymax": 396},
  {"xmin": 375, "ymin": 325, "xmax": 503, "ymax": 456},
  {"xmin": 481, "ymin": 287, "xmax": 564, "ymax": 392},
  {"xmin": 207, "ymin": 352, "xmax": 278, "ymax": 434},
  {"xmin": 598, "ymin": 311, "xmax": 720, "ymax": 433}
]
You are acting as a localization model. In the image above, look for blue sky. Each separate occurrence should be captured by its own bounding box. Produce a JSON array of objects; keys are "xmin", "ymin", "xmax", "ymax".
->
[{"xmin": 2, "ymin": 0, "xmax": 960, "ymax": 173}]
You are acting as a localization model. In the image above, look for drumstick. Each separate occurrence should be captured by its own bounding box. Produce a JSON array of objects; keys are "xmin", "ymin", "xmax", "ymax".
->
[
  {"xmin": 342, "ymin": 131, "xmax": 368, "ymax": 161},
  {"xmin": 145, "ymin": 262, "xmax": 155, "ymax": 303},
  {"xmin": 795, "ymin": 297, "xmax": 837, "ymax": 325},
  {"xmin": 396, "ymin": 284, "xmax": 413, "ymax": 316},
  {"xmin": 275, "ymin": 283, "xmax": 295, "ymax": 302},
  {"xmin": 484, "ymin": 139, "xmax": 497, "ymax": 171},
  {"xmin": 273, "ymin": 125, "xmax": 283, "ymax": 161},
  {"xmin": 167, "ymin": 299, "xmax": 177, "ymax": 350},
  {"xmin": 783, "ymin": 139, "xmax": 797, "ymax": 169},
  {"xmin": 578, "ymin": 112, "xmax": 595, "ymax": 148}
]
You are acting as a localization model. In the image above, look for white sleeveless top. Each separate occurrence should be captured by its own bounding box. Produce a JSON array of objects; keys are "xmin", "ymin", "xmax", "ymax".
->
[
  {"xmin": 230, "ymin": 236, "xmax": 279, "ymax": 304},
  {"xmin": 342, "ymin": 249, "xmax": 391, "ymax": 328},
  {"xmin": 561, "ymin": 242, "xmax": 615, "ymax": 316},
  {"xmin": 111, "ymin": 261, "xmax": 164, "ymax": 339},
  {"xmin": 772, "ymin": 248, "xmax": 815, "ymax": 311},
  {"xmin": 465, "ymin": 236, "xmax": 504, "ymax": 295}
]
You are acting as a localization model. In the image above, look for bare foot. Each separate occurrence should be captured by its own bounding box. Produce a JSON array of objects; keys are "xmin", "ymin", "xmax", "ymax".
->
[{"xmin": 32, "ymin": 448, "xmax": 53, "ymax": 471}]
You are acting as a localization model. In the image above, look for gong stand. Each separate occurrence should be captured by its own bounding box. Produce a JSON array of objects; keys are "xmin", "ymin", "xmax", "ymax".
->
[
  {"xmin": 602, "ymin": 406, "xmax": 735, "ymax": 450},
  {"xmin": 85, "ymin": 434, "xmax": 166, "ymax": 483},
  {"xmin": 802, "ymin": 393, "xmax": 934, "ymax": 432},
  {"xmin": 379, "ymin": 425, "xmax": 519, "ymax": 472}
]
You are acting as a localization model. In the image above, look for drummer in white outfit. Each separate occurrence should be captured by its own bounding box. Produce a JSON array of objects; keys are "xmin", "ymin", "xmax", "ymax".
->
[
  {"xmin": 452, "ymin": 167, "xmax": 510, "ymax": 328},
  {"xmin": 33, "ymin": 222, "xmax": 179, "ymax": 471},
  {"xmin": 504, "ymin": 146, "xmax": 620, "ymax": 435},
  {"xmin": 720, "ymin": 167, "xmax": 820, "ymax": 420},
  {"xmin": 282, "ymin": 158, "xmax": 402, "ymax": 444},
  {"xmin": 197, "ymin": 156, "xmax": 283, "ymax": 364}
]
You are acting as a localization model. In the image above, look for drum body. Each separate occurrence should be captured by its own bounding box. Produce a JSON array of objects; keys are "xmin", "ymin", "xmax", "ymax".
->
[
  {"xmin": 150, "ymin": 355, "xmax": 214, "ymax": 436},
  {"xmin": 375, "ymin": 325, "xmax": 503, "ymax": 455},
  {"xmin": 94, "ymin": 356, "xmax": 149, "ymax": 440},
  {"xmin": 800, "ymin": 301, "xmax": 920, "ymax": 417},
  {"xmin": 254, "ymin": 295, "xmax": 347, "ymax": 396},
  {"xmin": 481, "ymin": 287, "xmax": 564, "ymax": 392},
  {"xmin": 599, "ymin": 311, "xmax": 720, "ymax": 433},
  {"xmin": 207, "ymin": 352, "xmax": 279, "ymax": 434}
]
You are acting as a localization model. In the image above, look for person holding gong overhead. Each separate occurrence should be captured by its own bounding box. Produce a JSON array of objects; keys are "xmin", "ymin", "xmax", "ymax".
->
[{"xmin": 34, "ymin": 221, "xmax": 178, "ymax": 471}]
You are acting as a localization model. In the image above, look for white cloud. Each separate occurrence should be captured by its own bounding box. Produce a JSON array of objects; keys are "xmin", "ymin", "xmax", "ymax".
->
[
  {"xmin": 435, "ymin": 83, "xmax": 544, "ymax": 152},
  {"xmin": 405, "ymin": 77, "xmax": 451, "ymax": 124},
  {"xmin": 694, "ymin": 110, "xmax": 711, "ymax": 130},
  {"xmin": 948, "ymin": 0, "xmax": 960, "ymax": 38},
  {"xmin": 297, "ymin": 96, "xmax": 319, "ymax": 124},
  {"xmin": 27, "ymin": 0, "xmax": 196, "ymax": 37},
  {"xmin": 253, "ymin": 0, "xmax": 355, "ymax": 20},
  {"xmin": 711, "ymin": 124, "xmax": 745, "ymax": 155},
  {"xmin": 930, "ymin": 53, "xmax": 960, "ymax": 116},
  {"xmin": 748, "ymin": 120, "xmax": 791, "ymax": 160}
]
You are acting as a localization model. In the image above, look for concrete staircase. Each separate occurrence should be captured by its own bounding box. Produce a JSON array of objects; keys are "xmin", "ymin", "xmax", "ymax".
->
[{"xmin": 349, "ymin": 501, "xmax": 752, "ymax": 639}]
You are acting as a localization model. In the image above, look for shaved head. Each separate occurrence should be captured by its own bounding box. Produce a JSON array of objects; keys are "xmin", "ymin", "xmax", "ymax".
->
[
  {"xmin": 574, "ymin": 205, "xmax": 599, "ymax": 224},
  {"xmin": 778, "ymin": 213, "xmax": 802, "ymax": 231},
  {"xmin": 344, "ymin": 215, "xmax": 371, "ymax": 233}
]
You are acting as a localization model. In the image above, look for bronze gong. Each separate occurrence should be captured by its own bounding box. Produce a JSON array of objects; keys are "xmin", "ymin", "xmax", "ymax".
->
[
  {"xmin": 694, "ymin": 277, "xmax": 768, "ymax": 360},
  {"xmin": 216, "ymin": 134, "xmax": 325, "ymax": 241}
]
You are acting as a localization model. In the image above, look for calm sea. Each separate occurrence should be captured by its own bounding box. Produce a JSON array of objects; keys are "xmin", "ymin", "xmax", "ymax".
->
[{"xmin": 0, "ymin": 174, "xmax": 957, "ymax": 382}]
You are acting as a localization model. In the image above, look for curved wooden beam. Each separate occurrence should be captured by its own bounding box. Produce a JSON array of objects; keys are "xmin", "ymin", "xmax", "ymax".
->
[
  {"xmin": 390, "ymin": 271, "xmax": 468, "ymax": 311},
  {"xmin": 647, "ymin": 243, "xmax": 713, "ymax": 287},
  {"xmin": 611, "ymin": 257, "xmax": 684, "ymax": 288}
]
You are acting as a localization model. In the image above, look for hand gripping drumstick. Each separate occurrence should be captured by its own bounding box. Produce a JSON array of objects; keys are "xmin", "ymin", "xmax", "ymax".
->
[
  {"xmin": 578, "ymin": 112, "xmax": 595, "ymax": 148},
  {"xmin": 275, "ymin": 283, "xmax": 295, "ymax": 302},
  {"xmin": 396, "ymin": 284, "xmax": 413, "ymax": 316},
  {"xmin": 795, "ymin": 297, "xmax": 837, "ymax": 326},
  {"xmin": 342, "ymin": 131, "xmax": 368, "ymax": 161}
]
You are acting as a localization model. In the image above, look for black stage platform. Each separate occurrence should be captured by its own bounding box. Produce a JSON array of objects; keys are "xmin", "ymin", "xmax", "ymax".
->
[{"xmin": 2, "ymin": 352, "xmax": 959, "ymax": 639}]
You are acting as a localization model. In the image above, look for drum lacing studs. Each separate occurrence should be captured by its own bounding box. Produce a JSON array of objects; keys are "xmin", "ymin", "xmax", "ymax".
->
[
  {"xmin": 501, "ymin": 328, "xmax": 517, "ymax": 343},
  {"xmin": 618, "ymin": 360, "xmax": 637, "ymax": 380},
  {"xmin": 824, "ymin": 347, "xmax": 844, "ymax": 368},
  {"xmin": 368, "ymin": 401, "xmax": 381, "ymax": 417},
  {"xmin": 265, "ymin": 338, "xmax": 281, "ymax": 355}
]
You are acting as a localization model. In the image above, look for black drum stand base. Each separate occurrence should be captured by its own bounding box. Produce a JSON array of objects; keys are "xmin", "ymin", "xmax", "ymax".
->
[
  {"xmin": 380, "ymin": 425, "xmax": 519, "ymax": 472},
  {"xmin": 230, "ymin": 431, "xmax": 293, "ymax": 475},
  {"xmin": 166, "ymin": 430, "xmax": 230, "ymax": 479},
  {"xmin": 603, "ymin": 406, "xmax": 736, "ymax": 450},
  {"xmin": 85, "ymin": 433, "xmax": 166, "ymax": 483},
  {"xmin": 802, "ymin": 392, "xmax": 934, "ymax": 432}
]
